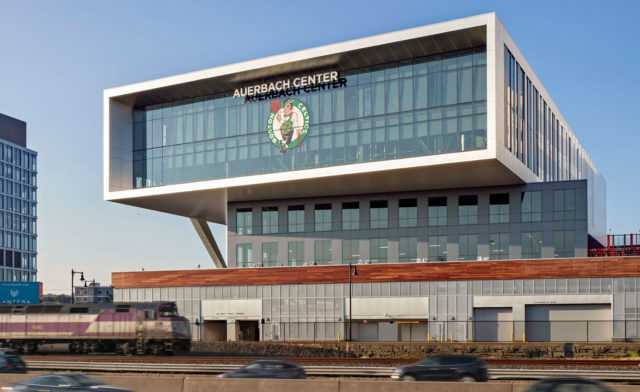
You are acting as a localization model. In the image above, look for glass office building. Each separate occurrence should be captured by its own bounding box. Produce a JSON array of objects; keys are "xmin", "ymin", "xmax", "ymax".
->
[
  {"xmin": 106, "ymin": 14, "xmax": 614, "ymax": 342},
  {"xmin": 0, "ymin": 114, "xmax": 37, "ymax": 282},
  {"xmin": 105, "ymin": 13, "xmax": 604, "ymax": 267}
]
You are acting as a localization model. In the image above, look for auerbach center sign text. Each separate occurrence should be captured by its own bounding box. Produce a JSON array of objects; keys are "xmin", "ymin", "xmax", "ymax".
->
[{"xmin": 234, "ymin": 71, "xmax": 347, "ymax": 103}]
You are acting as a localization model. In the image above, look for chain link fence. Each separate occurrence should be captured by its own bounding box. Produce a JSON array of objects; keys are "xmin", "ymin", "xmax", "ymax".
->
[{"xmin": 253, "ymin": 320, "xmax": 624, "ymax": 342}]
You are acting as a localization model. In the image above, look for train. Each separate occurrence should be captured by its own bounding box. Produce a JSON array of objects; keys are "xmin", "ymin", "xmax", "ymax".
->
[{"xmin": 0, "ymin": 302, "xmax": 191, "ymax": 355}]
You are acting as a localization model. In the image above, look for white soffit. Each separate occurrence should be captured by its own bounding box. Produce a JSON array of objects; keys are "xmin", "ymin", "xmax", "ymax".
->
[{"xmin": 108, "ymin": 157, "xmax": 523, "ymax": 224}]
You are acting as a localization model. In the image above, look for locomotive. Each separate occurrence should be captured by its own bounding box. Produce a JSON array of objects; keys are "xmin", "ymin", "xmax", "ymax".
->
[{"xmin": 0, "ymin": 302, "xmax": 191, "ymax": 355}]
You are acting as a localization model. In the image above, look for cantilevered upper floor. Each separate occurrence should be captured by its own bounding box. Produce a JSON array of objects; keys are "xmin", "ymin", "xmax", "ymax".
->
[{"xmin": 103, "ymin": 13, "xmax": 604, "ymax": 242}]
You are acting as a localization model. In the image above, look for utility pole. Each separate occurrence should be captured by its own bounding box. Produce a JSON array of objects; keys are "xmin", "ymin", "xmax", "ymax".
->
[
  {"xmin": 348, "ymin": 263, "xmax": 358, "ymax": 341},
  {"xmin": 71, "ymin": 269, "xmax": 85, "ymax": 304}
]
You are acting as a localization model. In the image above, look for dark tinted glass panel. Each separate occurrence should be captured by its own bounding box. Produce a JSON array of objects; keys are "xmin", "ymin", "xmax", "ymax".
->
[
  {"xmin": 490, "ymin": 193, "xmax": 509, "ymax": 204},
  {"xmin": 458, "ymin": 195, "xmax": 477, "ymax": 205},
  {"xmin": 399, "ymin": 198, "xmax": 417, "ymax": 207},
  {"xmin": 428, "ymin": 197, "xmax": 447, "ymax": 206},
  {"xmin": 370, "ymin": 200, "xmax": 387, "ymax": 208}
]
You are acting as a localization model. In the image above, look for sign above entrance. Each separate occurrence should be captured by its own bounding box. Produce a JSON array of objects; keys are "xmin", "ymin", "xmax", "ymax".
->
[{"xmin": 234, "ymin": 71, "xmax": 347, "ymax": 103}]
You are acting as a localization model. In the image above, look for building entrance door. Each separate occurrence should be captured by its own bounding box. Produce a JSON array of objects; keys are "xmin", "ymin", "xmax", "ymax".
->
[
  {"xmin": 203, "ymin": 320, "xmax": 227, "ymax": 342},
  {"xmin": 238, "ymin": 321, "xmax": 260, "ymax": 341}
]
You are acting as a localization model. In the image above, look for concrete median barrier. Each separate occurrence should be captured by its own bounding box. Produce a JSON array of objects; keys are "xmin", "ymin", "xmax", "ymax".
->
[
  {"xmin": 0, "ymin": 374, "xmax": 35, "ymax": 385},
  {"xmin": 340, "ymin": 380, "xmax": 514, "ymax": 392},
  {"xmin": 1, "ymin": 374, "xmax": 640, "ymax": 392},
  {"xmin": 184, "ymin": 376, "xmax": 338, "ymax": 392},
  {"xmin": 98, "ymin": 374, "xmax": 185, "ymax": 392},
  {"xmin": 0, "ymin": 374, "xmax": 186, "ymax": 392}
]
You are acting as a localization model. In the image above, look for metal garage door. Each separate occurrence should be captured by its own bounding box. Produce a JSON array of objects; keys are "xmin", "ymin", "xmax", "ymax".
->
[
  {"xmin": 399, "ymin": 322, "xmax": 428, "ymax": 342},
  {"xmin": 358, "ymin": 323, "xmax": 377, "ymax": 341},
  {"xmin": 378, "ymin": 322, "xmax": 398, "ymax": 341},
  {"xmin": 474, "ymin": 308, "xmax": 513, "ymax": 342},
  {"xmin": 525, "ymin": 304, "xmax": 611, "ymax": 342}
]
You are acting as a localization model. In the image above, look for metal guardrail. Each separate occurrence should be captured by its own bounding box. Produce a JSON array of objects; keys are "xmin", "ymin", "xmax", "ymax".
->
[{"xmin": 23, "ymin": 360, "xmax": 640, "ymax": 380}]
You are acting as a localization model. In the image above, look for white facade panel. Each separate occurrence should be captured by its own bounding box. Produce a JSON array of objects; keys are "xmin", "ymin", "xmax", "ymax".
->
[
  {"xmin": 349, "ymin": 297, "xmax": 428, "ymax": 320},
  {"xmin": 201, "ymin": 299, "xmax": 261, "ymax": 320}
]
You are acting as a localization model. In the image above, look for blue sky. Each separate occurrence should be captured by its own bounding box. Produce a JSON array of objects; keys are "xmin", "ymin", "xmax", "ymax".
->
[{"xmin": 0, "ymin": 0, "xmax": 638, "ymax": 293}]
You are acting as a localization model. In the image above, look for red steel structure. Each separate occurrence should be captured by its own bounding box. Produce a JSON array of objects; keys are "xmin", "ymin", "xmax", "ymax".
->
[{"xmin": 589, "ymin": 234, "xmax": 640, "ymax": 257}]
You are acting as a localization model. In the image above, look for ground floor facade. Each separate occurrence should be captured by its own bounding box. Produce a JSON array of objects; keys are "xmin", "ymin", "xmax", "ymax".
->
[{"xmin": 113, "ymin": 257, "xmax": 640, "ymax": 343}]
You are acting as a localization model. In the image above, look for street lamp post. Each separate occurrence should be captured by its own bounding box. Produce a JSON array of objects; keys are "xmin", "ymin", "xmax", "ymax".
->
[
  {"xmin": 348, "ymin": 262, "xmax": 358, "ymax": 341},
  {"xmin": 71, "ymin": 269, "xmax": 85, "ymax": 304}
]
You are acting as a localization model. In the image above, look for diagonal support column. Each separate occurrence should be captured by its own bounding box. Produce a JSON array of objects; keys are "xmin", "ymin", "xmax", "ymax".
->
[{"xmin": 190, "ymin": 217, "xmax": 227, "ymax": 268}]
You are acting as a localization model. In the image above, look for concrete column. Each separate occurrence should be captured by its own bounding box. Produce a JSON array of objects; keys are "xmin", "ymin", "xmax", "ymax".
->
[
  {"xmin": 190, "ymin": 218, "xmax": 226, "ymax": 268},
  {"xmin": 513, "ymin": 303, "xmax": 526, "ymax": 342},
  {"xmin": 226, "ymin": 320, "xmax": 237, "ymax": 342}
]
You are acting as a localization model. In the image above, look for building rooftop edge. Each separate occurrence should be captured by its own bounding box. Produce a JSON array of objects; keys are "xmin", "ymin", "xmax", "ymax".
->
[{"xmin": 104, "ymin": 12, "xmax": 495, "ymax": 98}]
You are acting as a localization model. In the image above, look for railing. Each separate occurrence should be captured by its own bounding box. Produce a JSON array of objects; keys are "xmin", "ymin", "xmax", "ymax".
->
[
  {"xmin": 254, "ymin": 320, "xmax": 636, "ymax": 342},
  {"xmin": 22, "ymin": 360, "xmax": 640, "ymax": 380},
  {"xmin": 589, "ymin": 233, "xmax": 640, "ymax": 257},
  {"xmin": 589, "ymin": 247, "xmax": 640, "ymax": 257}
]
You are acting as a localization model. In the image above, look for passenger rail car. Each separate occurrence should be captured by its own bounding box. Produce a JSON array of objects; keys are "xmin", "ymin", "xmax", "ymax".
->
[{"xmin": 0, "ymin": 302, "xmax": 191, "ymax": 355}]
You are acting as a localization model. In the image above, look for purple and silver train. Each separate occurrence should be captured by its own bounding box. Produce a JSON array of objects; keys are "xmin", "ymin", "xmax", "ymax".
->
[{"xmin": 0, "ymin": 302, "xmax": 191, "ymax": 355}]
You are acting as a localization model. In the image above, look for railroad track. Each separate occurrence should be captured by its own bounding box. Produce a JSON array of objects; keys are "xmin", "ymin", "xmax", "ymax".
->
[
  {"xmin": 21, "ymin": 355, "xmax": 640, "ymax": 367},
  {"xmin": 19, "ymin": 359, "xmax": 640, "ymax": 381}
]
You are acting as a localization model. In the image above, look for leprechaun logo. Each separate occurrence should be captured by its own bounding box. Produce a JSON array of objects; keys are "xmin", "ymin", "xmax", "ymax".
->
[{"xmin": 267, "ymin": 98, "xmax": 310, "ymax": 153}]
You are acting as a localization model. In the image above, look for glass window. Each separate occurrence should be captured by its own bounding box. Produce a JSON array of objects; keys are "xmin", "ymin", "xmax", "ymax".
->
[
  {"xmin": 236, "ymin": 208, "xmax": 252, "ymax": 235},
  {"xmin": 236, "ymin": 244, "xmax": 253, "ymax": 268},
  {"xmin": 342, "ymin": 239, "xmax": 360, "ymax": 264},
  {"xmin": 132, "ymin": 48, "xmax": 488, "ymax": 190},
  {"xmin": 443, "ymin": 69, "xmax": 457, "ymax": 105},
  {"xmin": 459, "ymin": 234, "xmax": 478, "ymax": 261},
  {"xmin": 399, "ymin": 199, "xmax": 417, "ymax": 227},
  {"xmin": 314, "ymin": 240, "xmax": 332, "ymax": 265},
  {"xmin": 370, "ymin": 238, "xmax": 388, "ymax": 263},
  {"xmin": 399, "ymin": 237, "xmax": 417, "ymax": 263},
  {"xmin": 489, "ymin": 193, "xmax": 509, "ymax": 223},
  {"xmin": 489, "ymin": 233, "xmax": 509, "ymax": 260},
  {"xmin": 314, "ymin": 204, "xmax": 332, "ymax": 232},
  {"xmin": 428, "ymin": 197, "xmax": 447, "ymax": 226},
  {"xmin": 554, "ymin": 230, "xmax": 576, "ymax": 258},
  {"xmin": 521, "ymin": 191, "xmax": 542, "ymax": 222},
  {"xmin": 458, "ymin": 67, "xmax": 472, "ymax": 103},
  {"xmin": 288, "ymin": 241, "xmax": 304, "ymax": 266},
  {"xmin": 458, "ymin": 195, "xmax": 478, "ymax": 225},
  {"xmin": 262, "ymin": 242, "xmax": 278, "ymax": 267},
  {"xmin": 554, "ymin": 189, "xmax": 576, "ymax": 221},
  {"xmin": 428, "ymin": 235, "xmax": 447, "ymax": 262},
  {"xmin": 370, "ymin": 200, "xmax": 388, "ymax": 229},
  {"xmin": 287, "ymin": 205, "xmax": 304, "ymax": 233},
  {"xmin": 342, "ymin": 202, "xmax": 359, "ymax": 230},
  {"xmin": 473, "ymin": 64, "xmax": 487, "ymax": 101},
  {"xmin": 521, "ymin": 232, "xmax": 542, "ymax": 259},
  {"xmin": 262, "ymin": 207, "xmax": 278, "ymax": 234}
]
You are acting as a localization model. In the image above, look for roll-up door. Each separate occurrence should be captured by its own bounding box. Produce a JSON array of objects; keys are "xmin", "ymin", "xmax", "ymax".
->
[
  {"xmin": 525, "ymin": 304, "xmax": 611, "ymax": 342},
  {"xmin": 474, "ymin": 308, "xmax": 513, "ymax": 341}
]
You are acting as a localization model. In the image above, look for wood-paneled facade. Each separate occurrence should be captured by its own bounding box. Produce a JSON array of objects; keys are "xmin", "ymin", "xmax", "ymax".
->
[{"xmin": 112, "ymin": 257, "xmax": 640, "ymax": 288}]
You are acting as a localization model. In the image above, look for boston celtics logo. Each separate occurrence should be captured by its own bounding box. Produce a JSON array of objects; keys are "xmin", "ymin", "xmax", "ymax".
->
[{"xmin": 267, "ymin": 98, "xmax": 310, "ymax": 153}]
